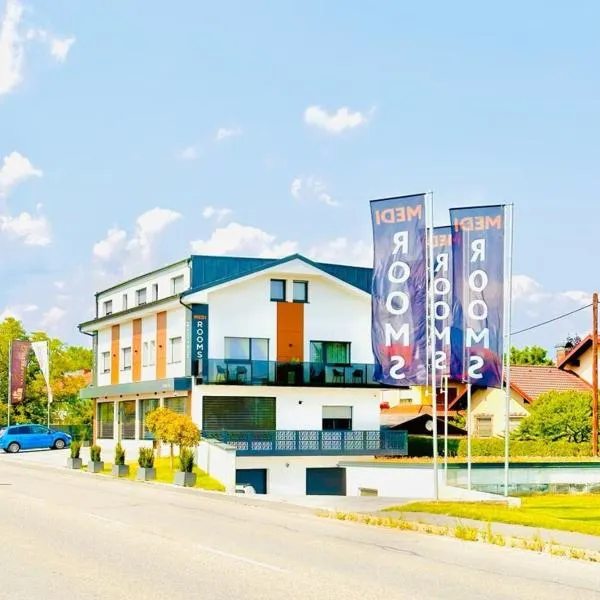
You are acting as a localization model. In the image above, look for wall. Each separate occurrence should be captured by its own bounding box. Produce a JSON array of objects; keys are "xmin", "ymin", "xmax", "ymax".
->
[
  {"xmin": 344, "ymin": 462, "xmax": 437, "ymax": 497},
  {"xmin": 97, "ymin": 328, "xmax": 112, "ymax": 387},
  {"xmin": 568, "ymin": 349, "xmax": 594, "ymax": 385},
  {"xmin": 470, "ymin": 387, "xmax": 529, "ymax": 436},
  {"xmin": 141, "ymin": 315, "xmax": 157, "ymax": 381},
  {"xmin": 119, "ymin": 321, "xmax": 133, "ymax": 384},
  {"xmin": 197, "ymin": 439, "xmax": 236, "ymax": 492},
  {"xmin": 166, "ymin": 307, "xmax": 186, "ymax": 378},
  {"xmin": 237, "ymin": 455, "xmax": 346, "ymax": 495},
  {"xmin": 192, "ymin": 385, "xmax": 382, "ymax": 431}
]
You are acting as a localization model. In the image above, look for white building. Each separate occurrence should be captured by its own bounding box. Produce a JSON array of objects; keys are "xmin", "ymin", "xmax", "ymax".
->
[{"xmin": 79, "ymin": 254, "xmax": 407, "ymax": 495}]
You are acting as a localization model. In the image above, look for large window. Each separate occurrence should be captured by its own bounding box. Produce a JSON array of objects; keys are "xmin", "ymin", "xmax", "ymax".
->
[
  {"xmin": 270, "ymin": 279, "xmax": 286, "ymax": 302},
  {"xmin": 224, "ymin": 337, "xmax": 269, "ymax": 361},
  {"xmin": 136, "ymin": 288, "xmax": 147, "ymax": 305},
  {"xmin": 119, "ymin": 401, "xmax": 136, "ymax": 440},
  {"xmin": 101, "ymin": 351, "xmax": 110, "ymax": 374},
  {"xmin": 139, "ymin": 398, "xmax": 159, "ymax": 439},
  {"xmin": 168, "ymin": 337, "xmax": 183, "ymax": 363},
  {"xmin": 98, "ymin": 402, "xmax": 114, "ymax": 439},
  {"xmin": 202, "ymin": 396, "xmax": 276, "ymax": 431},
  {"xmin": 292, "ymin": 281, "xmax": 308, "ymax": 303},
  {"xmin": 322, "ymin": 406, "xmax": 352, "ymax": 430},
  {"xmin": 165, "ymin": 397, "xmax": 186, "ymax": 415},
  {"xmin": 310, "ymin": 341, "xmax": 350, "ymax": 364},
  {"xmin": 103, "ymin": 300, "xmax": 112, "ymax": 316},
  {"xmin": 121, "ymin": 347, "xmax": 132, "ymax": 371},
  {"xmin": 171, "ymin": 275, "xmax": 185, "ymax": 295}
]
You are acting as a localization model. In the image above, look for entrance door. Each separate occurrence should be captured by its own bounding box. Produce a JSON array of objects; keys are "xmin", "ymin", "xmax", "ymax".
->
[
  {"xmin": 306, "ymin": 467, "xmax": 346, "ymax": 496},
  {"xmin": 236, "ymin": 469, "xmax": 267, "ymax": 494}
]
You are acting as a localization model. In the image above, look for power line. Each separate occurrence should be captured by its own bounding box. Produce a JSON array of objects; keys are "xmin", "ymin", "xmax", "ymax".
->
[{"xmin": 511, "ymin": 303, "xmax": 592, "ymax": 336}]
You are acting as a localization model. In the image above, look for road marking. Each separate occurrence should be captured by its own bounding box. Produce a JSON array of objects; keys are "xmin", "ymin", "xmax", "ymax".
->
[
  {"xmin": 86, "ymin": 512, "xmax": 128, "ymax": 527},
  {"xmin": 193, "ymin": 543, "xmax": 289, "ymax": 573}
]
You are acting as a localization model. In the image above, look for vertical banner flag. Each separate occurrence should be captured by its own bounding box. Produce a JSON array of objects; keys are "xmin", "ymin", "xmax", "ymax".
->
[
  {"xmin": 10, "ymin": 340, "xmax": 31, "ymax": 405},
  {"xmin": 450, "ymin": 205, "xmax": 505, "ymax": 388},
  {"xmin": 432, "ymin": 226, "xmax": 452, "ymax": 381},
  {"xmin": 31, "ymin": 341, "xmax": 53, "ymax": 404},
  {"xmin": 371, "ymin": 194, "xmax": 428, "ymax": 385}
]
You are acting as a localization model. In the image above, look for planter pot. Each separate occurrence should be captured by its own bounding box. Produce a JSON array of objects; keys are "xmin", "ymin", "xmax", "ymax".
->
[
  {"xmin": 88, "ymin": 461, "xmax": 104, "ymax": 473},
  {"xmin": 174, "ymin": 471, "xmax": 197, "ymax": 487},
  {"xmin": 112, "ymin": 464, "xmax": 130, "ymax": 478},
  {"xmin": 136, "ymin": 467, "xmax": 156, "ymax": 481},
  {"xmin": 67, "ymin": 457, "xmax": 82, "ymax": 469}
]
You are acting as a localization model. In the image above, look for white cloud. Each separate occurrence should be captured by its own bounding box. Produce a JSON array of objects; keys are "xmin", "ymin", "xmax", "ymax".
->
[
  {"xmin": 93, "ymin": 227, "xmax": 126, "ymax": 260},
  {"xmin": 202, "ymin": 205, "xmax": 232, "ymax": 222},
  {"xmin": 290, "ymin": 176, "xmax": 339, "ymax": 207},
  {"xmin": 512, "ymin": 274, "xmax": 591, "ymax": 308},
  {"xmin": 50, "ymin": 36, "xmax": 75, "ymax": 62},
  {"xmin": 215, "ymin": 127, "xmax": 242, "ymax": 141},
  {"xmin": 303, "ymin": 105, "xmax": 370, "ymax": 134},
  {"xmin": 125, "ymin": 207, "xmax": 182, "ymax": 259},
  {"xmin": 0, "ymin": 303, "xmax": 38, "ymax": 321},
  {"xmin": 0, "ymin": 151, "xmax": 42, "ymax": 196},
  {"xmin": 41, "ymin": 306, "xmax": 66, "ymax": 328},
  {"xmin": 53, "ymin": 281, "xmax": 65, "ymax": 289},
  {"xmin": 0, "ymin": 210, "xmax": 52, "ymax": 245},
  {"xmin": 191, "ymin": 222, "xmax": 298, "ymax": 258},
  {"xmin": 562, "ymin": 290, "xmax": 592, "ymax": 307},
  {"xmin": 0, "ymin": 0, "xmax": 24, "ymax": 96},
  {"xmin": 179, "ymin": 146, "xmax": 198, "ymax": 161},
  {"xmin": 307, "ymin": 237, "xmax": 372, "ymax": 267}
]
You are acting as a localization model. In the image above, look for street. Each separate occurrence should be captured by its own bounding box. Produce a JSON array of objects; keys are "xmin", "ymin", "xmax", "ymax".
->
[{"xmin": 0, "ymin": 458, "xmax": 599, "ymax": 600}]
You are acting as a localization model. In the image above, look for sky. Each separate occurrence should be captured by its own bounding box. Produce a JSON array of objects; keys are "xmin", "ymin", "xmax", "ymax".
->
[{"xmin": 1, "ymin": 0, "xmax": 599, "ymax": 352}]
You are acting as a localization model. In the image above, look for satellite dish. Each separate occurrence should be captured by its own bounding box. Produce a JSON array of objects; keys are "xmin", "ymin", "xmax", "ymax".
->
[{"xmin": 425, "ymin": 419, "xmax": 434, "ymax": 432}]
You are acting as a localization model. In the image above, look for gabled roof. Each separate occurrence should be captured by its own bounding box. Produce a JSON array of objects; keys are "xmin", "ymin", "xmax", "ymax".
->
[
  {"xmin": 510, "ymin": 365, "xmax": 591, "ymax": 402},
  {"xmin": 558, "ymin": 335, "xmax": 594, "ymax": 369},
  {"xmin": 184, "ymin": 253, "xmax": 372, "ymax": 297}
]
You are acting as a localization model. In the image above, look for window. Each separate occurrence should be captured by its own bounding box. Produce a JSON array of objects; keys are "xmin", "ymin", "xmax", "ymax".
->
[
  {"xmin": 152, "ymin": 283, "xmax": 159, "ymax": 301},
  {"xmin": 98, "ymin": 402, "xmax": 114, "ymax": 439},
  {"xmin": 322, "ymin": 406, "xmax": 352, "ymax": 430},
  {"xmin": 142, "ymin": 342, "xmax": 148, "ymax": 367},
  {"xmin": 169, "ymin": 336, "xmax": 183, "ymax": 363},
  {"xmin": 119, "ymin": 401, "xmax": 136, "ymax": 440},
  {"xmin": 171, "ymin": 275, "xmax": 185, "ymax": 295},
  {"xmin": 122, "ymin": 347, "xmax": 132, "ymax": 371},
  {"xmin": 31, "ymin": 425, "xmax": 50, "ymax": 434},
  {"xmin": 148, "ymin": 340, "xmax": 156, "ymax": 366},
  {"xmin": 101, "ymin": 351, "xmax": 111, "ymax": 374},
  {"xmin": 476, "ymin": 416, "xmax": 493, "ymax": 438},
  {"xmin": 293, "ymin": 281, "xmax": 308, "ymax": 303},
  {"xmin": 122, "ymin": 294, "xmax": 128, "ymax": 311},
  {"xmin": 103, "ymin": 300, "xmax": 113, "ymax": 316},
  {"xmin": 202, "ymin": 396, "xmax": 275, "ymax": 431},
  {"xmin": 165, "ymin": 397, "xmax": 186, "ymax": 415},
  {"xmin": 270, "ymin": 279, "xmax": 286, "ymax": 302},
  {"xmin": 509, "ymin": 416, "xmax": 524, "ymax": 433},
  {"xmin": 139, "ymin": 398, "xmax": 159, "ymax": 439},
  {"xmin": 224, "ymin": 337, "xmax": 269, "ymax": 361},
  {"xmin": 310, "ymin": 341, "xmax": 350, "ymax": 364},
  {"xmin": 136, "ymin": 288, "xmax": 147, "ymax": 305}
]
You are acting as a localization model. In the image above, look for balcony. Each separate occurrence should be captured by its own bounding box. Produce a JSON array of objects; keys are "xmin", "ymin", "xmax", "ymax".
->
[
  {"xmin": 201, "ymin": 359, "xmax": 382, "ymax": 387},
  {"xmin": 202, "ymin": 429, "xmax": 408, "ymax": 457}
]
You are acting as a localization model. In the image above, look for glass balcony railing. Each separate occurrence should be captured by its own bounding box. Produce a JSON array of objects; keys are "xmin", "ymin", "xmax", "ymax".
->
[
  {"xmin": 202, "ymin": 429, "xmax": 408, "ymax": 457},
  {"xmin": 201, "ymin": 359, "xmax": 381, "ymax": 387}
]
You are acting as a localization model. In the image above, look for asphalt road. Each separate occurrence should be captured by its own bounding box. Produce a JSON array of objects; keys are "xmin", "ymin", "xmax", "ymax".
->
[{"xmin": 0, "ymin": 458, "xmax": 599, "ymax": 600}]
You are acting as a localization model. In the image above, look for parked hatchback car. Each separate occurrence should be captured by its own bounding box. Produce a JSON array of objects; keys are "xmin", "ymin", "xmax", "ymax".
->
[{"xmin": 0, "ymin": 425, "xmax": 72, "ymax": 453}]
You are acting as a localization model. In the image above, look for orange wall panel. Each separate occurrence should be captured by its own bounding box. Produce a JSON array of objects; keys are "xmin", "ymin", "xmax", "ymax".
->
[
  {"xmin": 156, "ymin": 311, "xmax": 167, "ymax": 379},
  {"xmin": 276, "ymin": 302, "xmax": 304, "ymax": 362},
  {"xmin": 110, "ymin": 325, "xmax": 120, "ymax": 385},
  {"xmin": 132, "ymin": 318, "xmax": 142, "ymax": 382}
]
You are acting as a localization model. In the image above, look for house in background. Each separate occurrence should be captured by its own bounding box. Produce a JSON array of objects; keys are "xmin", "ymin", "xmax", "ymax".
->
[{"xmin": 78, "ymin": 254, "xmax": 407, "ymax": 496}]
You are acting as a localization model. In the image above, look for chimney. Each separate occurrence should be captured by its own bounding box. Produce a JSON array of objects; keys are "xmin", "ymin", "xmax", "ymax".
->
[{"xmin": 555, "ymin": 337, "xmax": 576, "ymax": 365}]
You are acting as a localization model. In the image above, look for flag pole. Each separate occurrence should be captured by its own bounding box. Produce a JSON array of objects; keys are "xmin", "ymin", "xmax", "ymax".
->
[
  {"xmin": 7, "ymin": 342, "xmax": 12, "ymax": 427},
  {"xmin": 503, "ymin": 203, "xmax": 514, "ymax": 496},
  {"xmin": 467, "ymin": 381, "xmax": 472, "ymax": 490},
  {"xmin": 444, "ymin": 374, "xmax": 449, "ymax": 480},
  {"xmin": 427, "ymin": 191, "xmax": 439, "ymax": 500}
]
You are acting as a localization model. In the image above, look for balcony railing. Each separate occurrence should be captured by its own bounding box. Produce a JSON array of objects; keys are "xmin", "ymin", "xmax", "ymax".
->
[
  {"xmin": 202, "ymin": 429, "xmax": 408, "ymax": 457},
  {"xmin": 201, "ymin": 359, "xmax": 382, "ymax": 387}
]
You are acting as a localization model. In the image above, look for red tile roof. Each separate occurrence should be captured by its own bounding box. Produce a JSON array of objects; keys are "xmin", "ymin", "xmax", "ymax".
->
[
  {"xmin": 510, "ymin": 365, "xmax": 591, "ymax": 403},
  {"xmin": 557, "ymin": 335, "xmax": 595, "ymax": 369}
]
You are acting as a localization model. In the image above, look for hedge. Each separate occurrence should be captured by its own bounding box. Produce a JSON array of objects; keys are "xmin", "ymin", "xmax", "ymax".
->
[
  {"xmin": 456, "ymin": 438, "xmax": 593, "ymax": 458},
  {"xmin": 408, "ymin": 435, "xmax": 461, "ymax": 457}
]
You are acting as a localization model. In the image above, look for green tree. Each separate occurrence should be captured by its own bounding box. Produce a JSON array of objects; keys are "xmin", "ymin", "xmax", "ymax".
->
[
  {"xmin": 510, "ymin": 345, "xmax": 554, "ymax": 366},
  {"xmin": 514, "ymin": 390, "xmax": 592, "ymax": 443}
]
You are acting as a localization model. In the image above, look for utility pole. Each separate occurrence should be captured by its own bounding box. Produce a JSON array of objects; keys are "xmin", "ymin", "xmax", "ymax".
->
[{"xmin": 593, "ymin": 292, "xmax": 598, "ymax": 457}]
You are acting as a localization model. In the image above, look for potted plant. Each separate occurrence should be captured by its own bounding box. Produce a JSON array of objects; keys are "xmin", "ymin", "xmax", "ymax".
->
[
  {"xmin": 174, "ymin": 447, "xmax": 197, "ymax": 487},
  {"xmin": 111, "ymin": 443, "xmax": 129, "ymax": 477},
  {"xmin": 67, "ymin": 440, "xmax": 82, "ymax": 469},
  {"xmin": 88, "ymin": 444, "xmax": 104, "ymax": 473},
  {"xmin": 136, "ymin": 447, "xmax": 156, "ymax": 481}
]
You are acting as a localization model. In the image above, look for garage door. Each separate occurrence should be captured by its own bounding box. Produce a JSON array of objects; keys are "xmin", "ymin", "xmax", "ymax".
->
[
  {"xmin": 306, "ymin": 467, "xmax": 346, "ymax": 496},
  {"xmin": 236, "ymin": 469, "xmax": 267, "ymax": 494}
]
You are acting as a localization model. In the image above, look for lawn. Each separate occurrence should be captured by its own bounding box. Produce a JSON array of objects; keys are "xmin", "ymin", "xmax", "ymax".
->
[
  {"xmin": 83, "ymin": 456, "xmax": 225, "ymax": 492},
  {"xmin": 386, "ymin": 495, "xmax": 600, "ymax": 537}
]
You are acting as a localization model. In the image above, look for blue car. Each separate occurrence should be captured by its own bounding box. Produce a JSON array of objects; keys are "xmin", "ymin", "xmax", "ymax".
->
[{"xmin": 0, "ymin": 425, "xmax": 72, "ymax": 453}]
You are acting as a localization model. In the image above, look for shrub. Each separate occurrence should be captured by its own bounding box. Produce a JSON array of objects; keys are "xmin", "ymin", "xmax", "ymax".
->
[
  {"xmin": 179, "ymin": 447, "xmax": 194, "ymax": 473},
  {"xmin": 90, "ymin": 445, "xmax": 102, "ymax": 462},
  {"xmin": 138, "ymin": 447, "xmax": 155, "ymax": 469},
  {"xmin": 114, "ymin": 443, "xmax": 125, "ymax": 466},
  {"xmin": 408, "ymin": 435, "xmax": 461, "ymax": 458},
  {"xmin": 70, "ymin": 440, "xmax": 81, "ymax": 459},
  {"xmin": 456, "ymin": 438, "xmax": 593, "ymax": 458}
]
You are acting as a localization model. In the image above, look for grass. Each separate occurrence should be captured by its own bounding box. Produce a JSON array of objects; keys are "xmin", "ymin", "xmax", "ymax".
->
[
  {"xmin": 385, "ymin": 494, "xmax": 600, "ymax": 537},
  {"xmin": 82, "ymin": 456, "xmax": 225, "ymax": 492},
  {"xmin": 374, "ymin": 456, "xmax": 600, "ymax": 464}
]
